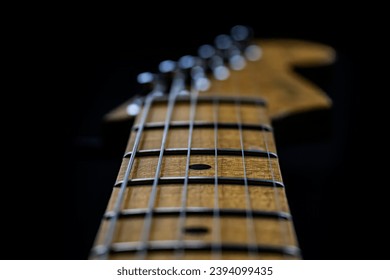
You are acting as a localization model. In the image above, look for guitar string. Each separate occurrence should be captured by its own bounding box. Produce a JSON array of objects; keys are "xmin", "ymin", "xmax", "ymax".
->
[
  {"xmin": 261, "ymin": 115, "xmax": 289, "ymax": 254},
  {"xmin": 249, "ymin": 58, "xmax": 290, "ymax": 255},
  {"xmin": 229, "ymin": 45, "xmax": 259, "ymax": 257},
  {"xmin": 97, "ymin": 41, "xmax": 292, "ymax": 260},
  {"xmin": 174, "ymin": 78, "xmax": 199, "ymax": 258},
  {"xmin": 98, "ymin": 92, "xmax": 157, "ymax": 259},
  {"xmin": 234, "ymin": 98, "xmax": 258, "ymax": 257},
  {"xmin": 212, "ymin": 93, "xmax": 222, "ymax": 259},
  {"xmin": 227, "ymin": 45, "xmax": 260, "ymax": 257},
  {"xmin": 136, "ymin": 72, "xmax": 185, "ymax": 259}
]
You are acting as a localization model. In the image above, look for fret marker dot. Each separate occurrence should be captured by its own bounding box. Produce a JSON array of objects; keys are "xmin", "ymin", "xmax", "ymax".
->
[
  {"xmin": 184, "ymin": 226, "xmax": 209, "ymax": 235},
  {"xmin": 189, "ymin": 164, "xmax": 212, "ymax": 170}
]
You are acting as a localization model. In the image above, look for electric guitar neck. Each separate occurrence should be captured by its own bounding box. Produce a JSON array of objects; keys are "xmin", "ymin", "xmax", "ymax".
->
[{"xmin": 89, "ymin": 28, "xmax": 335, "ymax": 260}]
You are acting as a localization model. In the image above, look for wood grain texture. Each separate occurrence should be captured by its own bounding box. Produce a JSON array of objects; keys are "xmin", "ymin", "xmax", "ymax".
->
[
  {"xmin": 93, "ymin": 102, "xmax": 296, "ymax": 259},
  {"xmin": 115, "ymin": 155, "xmax": 282, "ymax": 182},
  {"xmin": 90, "ymin": 39, "xmax": 335, "ymax": 260},
  {"xmin": 126, "ymin": 128, "xmax": 276, "ymax": 153},
  {"xmin": 104, "ymin": 185, "xmax": 290, "ymax": 212},
  {"xmin": 105, "ymin": 39, "xmax": 335, "ymax": 122}
]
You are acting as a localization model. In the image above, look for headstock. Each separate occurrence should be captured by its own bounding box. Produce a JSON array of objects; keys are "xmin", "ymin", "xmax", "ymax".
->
[
  {"xmin": 204, "ymin": 39, "xmax": 335, "ymax": 119},
  {"xmin": 104, "ymin": 30, "xmax": 335, "ymax": 122}
]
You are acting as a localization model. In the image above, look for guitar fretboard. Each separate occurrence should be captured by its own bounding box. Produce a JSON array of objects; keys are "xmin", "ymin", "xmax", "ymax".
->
[
  {"xmin": 89, "ymin": 32, "xmax": 336, "ymax": 259},
  {"xmin": 90, "ymin": 94, "xmax": 300, "ymax": 260}
]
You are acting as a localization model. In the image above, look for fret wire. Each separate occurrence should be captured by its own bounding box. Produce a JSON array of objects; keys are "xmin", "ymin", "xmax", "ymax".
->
[
  {"xmin": 110, "ymin": 241, "xmax": 300, "ymax": 256},
  {"xmin": 212, "ymin": 97, "xmax": 222, "ymax": 259},
  {"xmin": 98, "ymin": 92, "xmax": 157, "ymax": 259},
  {"xmin": 235, "ymin": 100, "xmax": 258, "ymax": 257},
  {"xmin": 115, "ymin": 176, "xmax": 285, "ymax": 188},
  {"xmin": 175, "ymin": 81, "xmax": 199, "ymax": 258},
  {"xmin": 136, "ymin": 72, "xmax": 184, "ymax": 259},
  {"xmin": 124, "ymin": 148, "xmax": 278, "ymax": 158},
  {"xmin": 133, "ymin": 122, "xmax": 272, "ymax": 132},
  {"xmin": 150, "ymin": 95, "xmax": 266, "ymax": 106},
  {"xmin": 105, "ymin": 207, "xmax": 292, "ymax": 220},
  {"xmin": 89, "ymin": 40, "xmax": 304, "ymax": 260}
]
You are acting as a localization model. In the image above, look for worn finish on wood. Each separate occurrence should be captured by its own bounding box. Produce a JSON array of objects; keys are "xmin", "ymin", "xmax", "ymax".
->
[
  {"xmin": 91, "ymin": 39, "xmax": 334, "ymax": 260},
  {"xmin": 105, "ymin": 185, "xmax": 290, "ymax": 213},
  {"xmin": 105, "ymin": 39, "xmax": 335, "ymax": 122},
  {"xmin": 126, "ymin": 128, "xmax": 276, "ymax": 153},
  {"xmin": 115, "ymin": 155, "xmax": 281, "ymax": 182}
]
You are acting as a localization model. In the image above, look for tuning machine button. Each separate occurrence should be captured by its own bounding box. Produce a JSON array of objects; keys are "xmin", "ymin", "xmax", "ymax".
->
[
  {"xmin": 198, "ymin": 44, "xmax": 215, "ymax": 60},
  {"xmin": 230, "ymin": 25, "xmax": 262, "ymax": 61},
  {"xmin": 156, "ymin": 59, "xmax": 181, "ymax": 95},
  {"xmin": 231, "ymin": 25, "xmax": 251, "ymax": 43},
  {"xmin": 208, "ymin": 55, "xmax": 229, "ymax": 80},
  {"xmin": 127, "ymin": 70, "xmax": 167, "ymax": 116},
  {"xmin": 137, "ymin": 71, "xmax": 165, "ymax": 96},
  {"xmin": 159, "ymin": 60, "xmax": 176, "ymax": 73},
  {"xmin": 244, "ymin": 45, "xmax": 262, "ymax": 61},
  {"xmin": 190, "ymin": 65, "xmax": 209, "ymax": 91}
]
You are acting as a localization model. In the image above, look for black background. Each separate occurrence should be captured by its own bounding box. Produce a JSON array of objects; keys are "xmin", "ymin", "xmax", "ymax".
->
[{"xmin": 12, "ymin": 7, "xmax": 388, "ymax": 260}]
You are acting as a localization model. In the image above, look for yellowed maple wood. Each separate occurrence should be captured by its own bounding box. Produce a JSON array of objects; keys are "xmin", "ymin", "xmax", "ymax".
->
[
  {"xmin": 105, "ymin": 186, "xmax": 289, "ymax": 213},
  {"xmin": 126, "ymin": 128, "xmax": 276, "ymax": 153},
  {"xmin": 105, "ymin": 39, "xmax": 335, "ymax": 122},
  {"xmin": 115, "ymin": 156, "xmax": 282, "ymax": 183},
  {"xmin": 91, "ymin": 39, "xmax": 335, "ymax": 260},
  {"xmin": 96, "ymin": 216, "xmax": 296, "ymax": 250},
  {"xmin": 92, "ymin": 102, "xmax": 299, "ymax": 259},
  {"xmin": 125, "ymin": 102, "xmax": 276, "ymax": 152}
]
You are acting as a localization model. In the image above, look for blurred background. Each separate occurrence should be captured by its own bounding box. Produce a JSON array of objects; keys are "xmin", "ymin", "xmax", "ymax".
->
[{"xmin": 51, "ymin": 8, "xmax": 387, "ymax": 260}]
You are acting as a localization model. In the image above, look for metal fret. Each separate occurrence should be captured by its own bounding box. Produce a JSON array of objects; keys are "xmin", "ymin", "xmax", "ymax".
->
[
  {"xmin": 115, "ymin": 176, "xmax": 284, "ymax": 188},
  {"xmin": 107, "ymin": 240, "xmax": 300, "ymax": 256},
  {"xmin": 133, "ymin": 122, "xmax": 272, "ymax": 132},
  {"xmin": 151, "ymin": 95, "xmax": 266, "ymax": 106},
  {"xmin": 124, "ymin": 148, "xmax": 277, "ymax": 158},
  {"xmin": 104, "ymin": 207, "xmax": 291, "ymax": 220},
  {"xmin": 89, "ymin": 31, "xmax": 311, "ymax": 261}
]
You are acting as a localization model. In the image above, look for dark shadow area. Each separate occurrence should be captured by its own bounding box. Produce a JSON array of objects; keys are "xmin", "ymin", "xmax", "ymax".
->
[{"xmin": 10, "ymin": 9, "xmax": 386, "ymax": 260}]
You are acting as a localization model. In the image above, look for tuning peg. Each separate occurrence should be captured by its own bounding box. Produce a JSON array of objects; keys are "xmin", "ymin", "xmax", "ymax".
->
[
  {"xmin": 230, "ymin": 25, "xmax": 251, "ymax": 42},
  {"xmin": 158, "ymin": 60, "xmax": 176, "ymax": 73},
  {"xmin": 208, "ymin": 55, "xmax": 230, "ymax": 80},
  {"xmin": 175, "ymin": 50, "xmax": 209, "ymax": 91},
  {"xmin": 157, "ymin": 59, "xmax": 180, "ymax": 94},
  {"xmin": 230, "ymin": 25, "xmax": 262, "ymax": 61},
  {"xmin": 198, "ymin": 44, "xmax": 216, "ymax": 60},
  {"xmin": 136, "ymin": 71, "xmax": 156, "ymax": 94},
  {"xmin": 191, "ymin": 65, "xmax": 210, "ymax": 91},
  {"xmin": 215, "ymin": 34, "xmax": 233, "ymax": 51},
  {"xmin": 174, "ymin": 55, "xmax": 194, "ymax": 93},
  {"xmin": 136, "ymin": 71, "xmax": 165, "ymax": 96},
  {"xmin": 214, "ymin": 34, "xmax": 234, "ymax": 60},
  {"xmin": 126, "ymin": 96, "xmax": 143, "ymax": 116},
  {"xmin": 229, "ymin": 54, "xmax": 246, "ymax": 70},
  {"xmin": 123, "ymin": 72, "xmax": 156, "ymax": 117},
  {"xmin": 137, "ymin": 71, "xmax": 154, "ymax": 84},
  {"xmin": 244, "ymin": 45, "xmax": 263, "ymax": 61},
  {"xmin": 178, "ymin": 55, "xmax": 195, "ymax": 70},
  {"xmin": 197, "ymin": 44, "xmax": 216, "ymax": 75}
]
